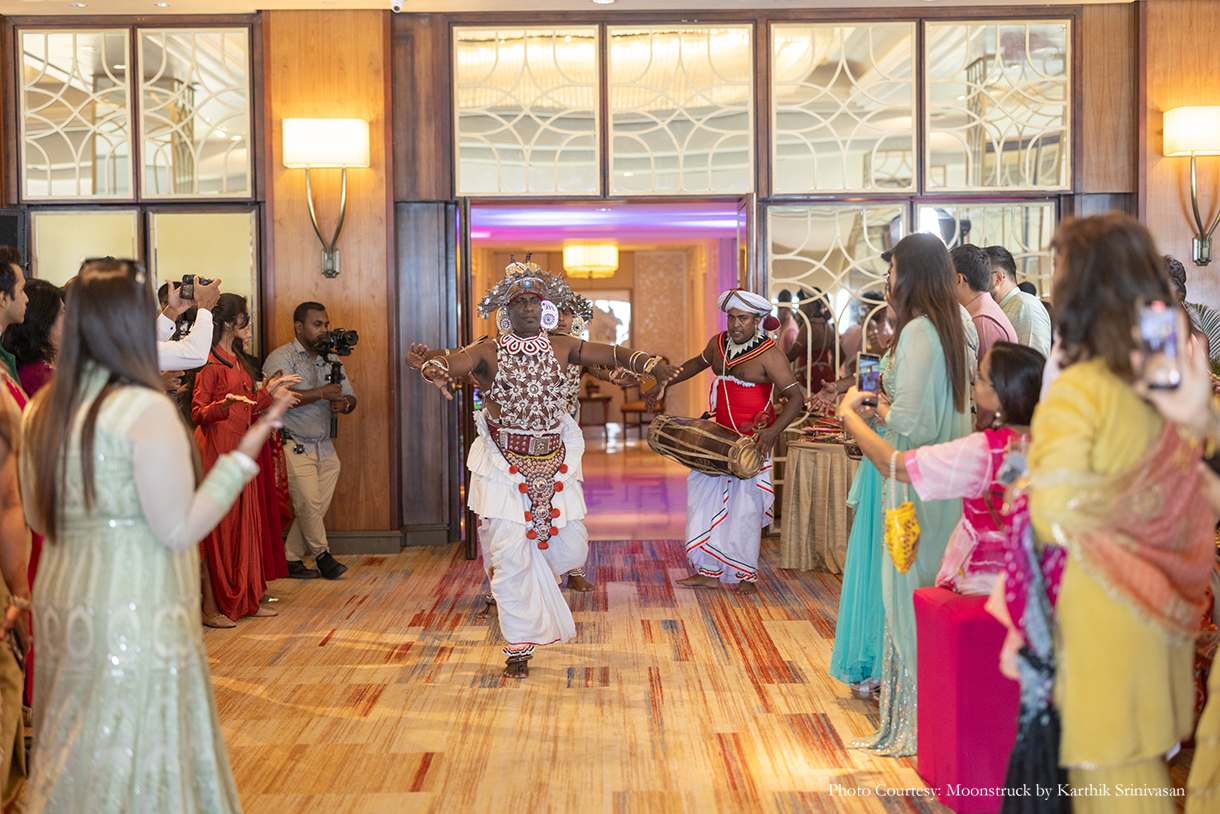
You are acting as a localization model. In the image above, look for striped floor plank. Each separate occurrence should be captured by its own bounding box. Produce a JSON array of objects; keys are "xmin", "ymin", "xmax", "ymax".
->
[{"xmin": 206, "ymin": 539, "xmax": 951, "ymax": 814}]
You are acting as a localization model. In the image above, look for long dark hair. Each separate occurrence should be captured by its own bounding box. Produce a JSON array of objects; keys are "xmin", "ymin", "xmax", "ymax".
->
[
  {"xmin": 1052, "ymin": 214, "xmax": 1173, "ymax": 379},
  {"xmin": 24, "ymin": 259, "xmax": 175, "ymax": 540},
  {"xmin": 210, "ymin": 293, "xmax": 259, "ymax": 381},
  {"xmin": 888, "ymin": 233, "xmax": 969, "ymax": 413},
  {"xmin": 2, "ymin": 278, "xmax": 63, "ymax": 368},
  {"xmin": 987, "ymin": 342, "xmax": 1045, "ymax": 426}
]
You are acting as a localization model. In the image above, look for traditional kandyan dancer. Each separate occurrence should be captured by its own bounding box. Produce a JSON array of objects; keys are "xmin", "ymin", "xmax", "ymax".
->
[
  {"xmin": 407, "ymin": 257, "xmax": 678, "ymax": 677},
  {"xmin": 645, "ymin": 289, "xmax": 804, "ymax": 594}
]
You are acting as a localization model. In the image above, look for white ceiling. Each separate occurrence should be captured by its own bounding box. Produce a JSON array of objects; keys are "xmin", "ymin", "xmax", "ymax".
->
[{"xmin": 0, "ymin": 0, "xmax": 1133, "ymax": 16}]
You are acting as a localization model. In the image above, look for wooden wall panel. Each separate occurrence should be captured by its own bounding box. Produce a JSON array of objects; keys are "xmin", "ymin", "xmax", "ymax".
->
[
  {"xmin": 1140, "ymin": 0, "xmax": 1220, "ymax": 308},
  {"xmin": 266, "ymin": 10, "xmax": 397, "ymax": 534},
  {"xmin": 391, "ymin": 13, "xmax": 452, "ymax": 202},
  {"xmin": 396, "ymin": 202, "xmax": 457, "ymax": 544},
  {"xmin": 1079, "ymin": 3, "xmax": 1137, "ymax": 193}
]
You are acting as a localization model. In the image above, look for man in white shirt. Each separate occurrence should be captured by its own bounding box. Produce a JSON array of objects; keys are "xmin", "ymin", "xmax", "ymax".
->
[
  {"xmin": 155, "ymin": 277, "xmax": 220, "ymax": 371},
  {"xmin": 986, "ymin": 245, "xmax": 1052, "ymax": 358}
]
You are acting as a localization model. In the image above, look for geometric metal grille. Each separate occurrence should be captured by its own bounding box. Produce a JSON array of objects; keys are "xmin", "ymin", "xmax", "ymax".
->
[
  {"xmin": 926, "ymin": 21, "xmax": 1070, "ymax": 190},
  {"xmin": 20, "ymin": 30, "xmax": 132, "ymax": 199},
  {"xmin": 768, "ymin": 203, "xmax": 906, "ymax": 376},
  {"xmin": 916, "ymin": 200, "xmax": 1057, "ymax": 295},
  {"xmin": 772, "ymin": 23, "xmax": 915, "ymax": 193},
  {"xmin": 609, "ymin": 26, "xmax": 753, "ymax": 195},
  {"xmin": 139, "ymin": 29, "xmax": 251, "ymax": 197},
  {"xmin": 454, "ymin": 27, "xmax": 599, "ymax": 196}
]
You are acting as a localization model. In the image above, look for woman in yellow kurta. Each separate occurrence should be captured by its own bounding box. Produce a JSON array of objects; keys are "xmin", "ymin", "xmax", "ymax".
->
[{"xmin": 1029, "ymin": 214, "xmax": 1216, "ymax": 813}]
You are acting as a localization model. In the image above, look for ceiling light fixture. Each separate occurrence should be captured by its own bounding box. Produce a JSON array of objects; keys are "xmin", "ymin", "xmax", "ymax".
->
[
  {"xmin": 564, "ymin": 244, "xmax": 618, "ymax": 279},
  {"xmin": 592, "ymin": 0, "xmax": 616, "ymax": 5},
  {"xmin": 154, "ymin": 2, "xmax": 169, "ymax": 6},
  {"xmin": 71, "ymin": 2, "xmax": 86, "ymax": 6}
]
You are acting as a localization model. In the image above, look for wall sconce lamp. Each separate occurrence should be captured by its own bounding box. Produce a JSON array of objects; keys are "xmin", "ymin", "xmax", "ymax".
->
[
  {"xmin": 1163, "ymin": 106, "xmax": 1220, "ymax": 266},
  {"xmin": 282, "ymin": 118, "xmax": 370, "ymax": 277}
]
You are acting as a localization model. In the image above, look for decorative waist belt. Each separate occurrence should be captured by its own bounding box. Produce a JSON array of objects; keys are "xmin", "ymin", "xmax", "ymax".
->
[
  {"xmin": 487, "ymin": 424, "xmax": 562, "ymax": 457},
  {"xmin": 487, "ymin": 421, "xmax": 567, "ymax": 551}
]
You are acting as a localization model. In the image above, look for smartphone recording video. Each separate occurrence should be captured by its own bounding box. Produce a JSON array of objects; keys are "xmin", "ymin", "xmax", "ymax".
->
[
  {"xmin": 1138, "ymin": 300, "xmax": 1181, "ymax": 390},
  {"xmin": 857, "ymin": 353, "xmax": 881, "ymax": 406}
]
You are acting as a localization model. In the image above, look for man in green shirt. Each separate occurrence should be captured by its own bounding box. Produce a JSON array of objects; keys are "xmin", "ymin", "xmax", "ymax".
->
[
  {"xmin": 986, "ymin": 245, "xmax": 1052, "ymax": 358},
  {"xmin": 0, "ymin": 248, "xmax": 29, "ymax": 384}
]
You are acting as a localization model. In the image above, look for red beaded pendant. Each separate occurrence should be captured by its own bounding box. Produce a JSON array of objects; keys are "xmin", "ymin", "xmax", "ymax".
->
[
  {"xmin": 518, "ymin": 483, "xmax": 529, "ymax": 493},
  {"xmin": 537, "ymin": 541, "xmax": 549, "ymax": 550},
  {"xmin": 509, "ymin": 465, "xmax": 518, "ymax": 474},
  {"xmin": 524, "ymin": 511, "xmax": 533, "ymax": 522},
  {"xmin": 550, "ymin": 508, "xmax": 560, "ymax": 518},
  {"xmin": 526, "ymin": 530, "xmax": 537, "ymax": 540},
  {"xmin": 554, "ymin": 482, "xmax": 564, "ymax": 492}
]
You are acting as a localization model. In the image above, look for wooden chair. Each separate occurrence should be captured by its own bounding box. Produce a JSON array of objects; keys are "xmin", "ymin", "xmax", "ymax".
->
[{"xmin": 620, "ymin": 384, "xmax": 664, "ymax": 440}]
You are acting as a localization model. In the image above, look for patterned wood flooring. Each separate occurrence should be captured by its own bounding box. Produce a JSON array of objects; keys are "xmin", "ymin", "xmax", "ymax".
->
[{"xmin": 204, "ymin": 538, "xmax": 952, "ymax": 814}]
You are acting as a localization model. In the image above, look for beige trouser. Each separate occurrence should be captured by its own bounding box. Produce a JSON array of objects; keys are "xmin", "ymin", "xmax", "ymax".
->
[{"xmin": 283, "ymin": 443, "xmax": 342, "ymax": 564}]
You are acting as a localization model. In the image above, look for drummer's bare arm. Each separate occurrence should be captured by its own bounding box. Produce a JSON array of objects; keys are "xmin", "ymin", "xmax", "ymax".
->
[
  {"xmin": 640, "ymin": 339, "xmax": 715, "ymax": 410},
  {"xmin": 755, "ymin": 347, "xmax": 805, "ymax": 458}
]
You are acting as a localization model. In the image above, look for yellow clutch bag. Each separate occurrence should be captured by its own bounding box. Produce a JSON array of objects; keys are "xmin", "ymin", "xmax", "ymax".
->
[{"xmin": 885, "ymin": 451, "xmax": 920, "ymax": 574}]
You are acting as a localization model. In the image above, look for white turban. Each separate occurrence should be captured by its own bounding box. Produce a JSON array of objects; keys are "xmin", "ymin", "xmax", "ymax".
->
[
  {"xmin": 718, "ymin": 289, "xmax": 773, "ymax": 316},
  {"xmin": 718, "ymin": 289, "xmax": 780, "ymax": 331}
]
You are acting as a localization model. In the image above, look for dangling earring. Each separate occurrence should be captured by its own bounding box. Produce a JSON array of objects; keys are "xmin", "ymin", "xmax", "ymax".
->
[
  {"xmin": 991, "ymin": 407, "xmax": 1004, "ymax": 430},
  {"xmin": 497, "ymin": 308, "xmax": 513, "ymax": 335}
]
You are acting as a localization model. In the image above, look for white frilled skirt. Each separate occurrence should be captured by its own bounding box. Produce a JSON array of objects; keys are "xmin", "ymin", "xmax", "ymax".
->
[
  {"xmin": 684, "ymin": 461, "xmax": 773, "ymax": 583},
  {"xmin": 468, "ymin": 411, "xmax": 587, "ymax": 649}
]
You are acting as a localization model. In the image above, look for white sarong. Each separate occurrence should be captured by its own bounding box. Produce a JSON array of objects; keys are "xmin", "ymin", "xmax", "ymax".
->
[
  {"xmin": 684, "ymin": 461, "xmax": 773, "ymax": 583},
  {"xmin": 468, "ymin": 410, "xmax": 586, "ymax": 650}
]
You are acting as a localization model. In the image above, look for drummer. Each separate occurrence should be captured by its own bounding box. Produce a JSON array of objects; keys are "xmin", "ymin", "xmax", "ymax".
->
[{"xmin": 645, "ymin": 289, "xmax": 804, "ymax": 594}]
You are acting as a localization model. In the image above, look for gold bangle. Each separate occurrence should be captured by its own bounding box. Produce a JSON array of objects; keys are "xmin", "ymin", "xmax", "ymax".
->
[{"xmin": 642, "ymin": 356, "xmax": 660, "ymax": 375}]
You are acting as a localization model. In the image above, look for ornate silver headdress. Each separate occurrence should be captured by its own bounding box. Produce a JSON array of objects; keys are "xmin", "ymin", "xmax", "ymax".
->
[
  {"xmin": 562, "ymin": 291, "xmax": 594, "ymax": 323},
  {"xmin": 477, "ymin": 253, "xmax": 567, "ymax": 318}
]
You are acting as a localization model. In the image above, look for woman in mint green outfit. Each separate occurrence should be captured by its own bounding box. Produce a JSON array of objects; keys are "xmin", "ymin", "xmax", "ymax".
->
[
  {"xmin": 19, "ymin": 259, "xmax": 293, "ymax": 814},
  {"xmin": 850, "ymin": 233, "xmax": 973, "ymax": 757}
]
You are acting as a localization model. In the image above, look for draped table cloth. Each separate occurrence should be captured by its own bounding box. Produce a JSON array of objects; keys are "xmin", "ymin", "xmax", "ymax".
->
[{"xmin": 778, "ymin": 440, "xmax": 859, "ymax": 574}]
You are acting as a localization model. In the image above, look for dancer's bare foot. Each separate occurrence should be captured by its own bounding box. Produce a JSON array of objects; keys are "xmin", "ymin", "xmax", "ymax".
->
[
  {"xmin": 676, "ymin": 574, "xmax": 720, "ymax": 589},
  {"xmin": 566, "ymin": 574, "xmax": 595, "ymax": 592},
  {"xmin": 734, "ymin": 582, "xmax": 758, "ymax": 595},
  {"xmin": 503, "ymin": 658, "xmax": 530, "ymax": 678}
]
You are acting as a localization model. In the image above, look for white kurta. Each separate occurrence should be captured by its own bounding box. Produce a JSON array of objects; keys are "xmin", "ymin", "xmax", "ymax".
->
[
  {"xmin": 684, "ymin": 460, "xmax": 774, "ymax": 584},
  {"xmin": 467, "ymin": 410, "xmax": 586, "ymax": 650}
]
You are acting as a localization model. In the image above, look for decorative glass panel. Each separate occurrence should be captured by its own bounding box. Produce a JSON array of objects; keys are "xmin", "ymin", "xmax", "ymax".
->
[
  {"xmin": 454, "ymin": 27, "xmax": 599, "ymax": 196},
  {"xmin": 926, "ymin": 21, "xmax": 1070, "ymax": 190},
  {"xmin": 140, "ymin": 29, "xmax": 251, "ymax": 197},
  {"xmin": 916, "ymin": 201, "xmax": 1056, "ymax": 294},
  {"xmin": 768, "ymin": 203, "xmax": 906, "ymax": 376},
  {"xmin": 772, "ymin": 24, "xmax": 915, "ymax": 193},
  {"xmin": 151, "ymin": 211, "xmax": 259, "ymax": 350},
  {"xmin": 609, "ymin": 26, "xmax": 753, "ymax": 195},
  {"xmin": 31, "ymin": 210, "xmax": 139, "ymax": 286},
  {"xmin": 20, "ymin": 30, "xmax": 132, "ymax": 199}
]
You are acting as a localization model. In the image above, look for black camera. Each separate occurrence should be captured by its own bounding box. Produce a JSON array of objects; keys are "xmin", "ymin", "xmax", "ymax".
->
[
  {"xmin": 315, "ymin": 328, "xmax": 359, "ymax": 357},
  {"xmin": 179, "ymin": 274, "xmax": 214, "ymax": 300}
]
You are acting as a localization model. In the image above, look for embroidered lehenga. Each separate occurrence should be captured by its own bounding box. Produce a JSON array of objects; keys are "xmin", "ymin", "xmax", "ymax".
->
[{"xmin": 852, "ymin": 316, "xmax": 972, "ymax": 757}]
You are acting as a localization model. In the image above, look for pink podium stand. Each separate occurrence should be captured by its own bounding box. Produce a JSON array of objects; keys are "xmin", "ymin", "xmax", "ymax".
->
[{"xmin": 914, "ymin": 587, "xmax": 1020, "ymax": 814}]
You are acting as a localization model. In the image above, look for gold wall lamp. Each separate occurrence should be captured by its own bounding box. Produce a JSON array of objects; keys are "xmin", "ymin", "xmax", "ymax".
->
[
  {"xmin": 1163, "ymin": 106, "xmax": 1220, "ymax": 266},
  {"xmin": 282, "ymin": 118, "xmax": 370, "ymax": 277}
]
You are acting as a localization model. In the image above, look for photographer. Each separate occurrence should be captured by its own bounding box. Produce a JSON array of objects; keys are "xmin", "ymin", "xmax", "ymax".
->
[
  {"xmin": 157, "ymin": 275, "xmax": 220, "ymax": 371},
  {"xmin": 262, "ymin": 302, "xmax": 356, "ymax": 581}
]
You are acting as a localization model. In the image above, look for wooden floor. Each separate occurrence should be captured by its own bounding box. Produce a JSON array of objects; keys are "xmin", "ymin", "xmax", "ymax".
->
[{"xmin": 205, "ymin": 536, "xmax": 950, "ymax": 814}]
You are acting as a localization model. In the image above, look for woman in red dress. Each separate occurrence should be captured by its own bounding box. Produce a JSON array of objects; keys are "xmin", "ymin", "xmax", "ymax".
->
[{"xmin": 192, "ymin": 294, "xmax": 298, "ymax": 626}]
